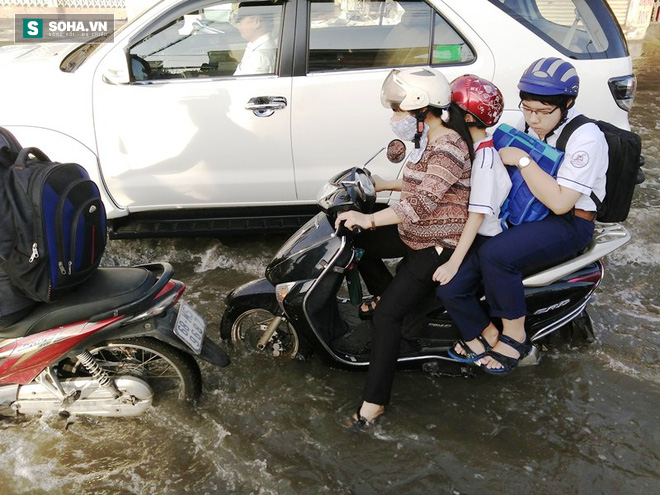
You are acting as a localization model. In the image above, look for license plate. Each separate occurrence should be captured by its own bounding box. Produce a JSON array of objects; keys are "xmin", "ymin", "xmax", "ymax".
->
[{"xmin": 174, "ymin": 302, "xmax": 206, "ymax": 354}]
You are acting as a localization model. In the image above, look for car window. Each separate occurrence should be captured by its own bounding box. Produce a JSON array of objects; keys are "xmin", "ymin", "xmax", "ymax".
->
[
  {"xmin": 129, "ymin": 1, "xmax": 283, "ymax": 81},
  {"xmin": 486, "ymin": 0, "xmax": 628, "ymax": 59},
  {"xmin": 307, "ymin": 0, "xmax": 475, "ymax": 73}
]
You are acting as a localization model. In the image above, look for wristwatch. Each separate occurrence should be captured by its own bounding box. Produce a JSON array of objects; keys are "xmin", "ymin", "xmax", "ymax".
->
[{"xmin": 516, "ymin": 155, "xmax": 532, "ymax": 170}]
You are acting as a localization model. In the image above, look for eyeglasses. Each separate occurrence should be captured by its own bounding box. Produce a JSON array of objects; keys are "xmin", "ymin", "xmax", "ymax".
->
[{"xmin": 518, "ymin": 101, "xmax": 560, "ymax": 118}]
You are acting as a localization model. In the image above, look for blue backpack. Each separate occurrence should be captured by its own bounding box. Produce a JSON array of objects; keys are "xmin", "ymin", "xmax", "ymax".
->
[
  {"xmin": 492, "ymin": 124, "xmax": 564, "ymax": 228},
  {"xmin": 0, "ymin": 140, "xmax": 106, "ymax": 302}
]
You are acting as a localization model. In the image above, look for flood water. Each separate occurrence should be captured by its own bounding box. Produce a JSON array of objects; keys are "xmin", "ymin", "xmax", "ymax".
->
[{"xmin": 1, "ymin": 27, "xmax": 659, "ymax": 495}]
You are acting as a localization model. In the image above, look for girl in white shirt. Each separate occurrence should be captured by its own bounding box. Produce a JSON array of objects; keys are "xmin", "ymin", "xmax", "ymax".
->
[{"xmin": 434, "ymin": 75, "xmax": 511, "ymax": 362}]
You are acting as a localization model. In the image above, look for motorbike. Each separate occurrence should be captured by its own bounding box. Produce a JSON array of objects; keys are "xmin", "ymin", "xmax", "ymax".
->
[
  {"xmin": 220, "ymin": 141, "xmax": 631, "ymax": 375},
  {"xmin": 0, "ymin": 262, "xmax": 229, "ymax": 418}
]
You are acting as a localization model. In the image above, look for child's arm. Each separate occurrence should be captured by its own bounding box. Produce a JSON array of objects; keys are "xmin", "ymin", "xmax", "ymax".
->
[{"xmin": 432, "ymin": 212, "xmax": 484, "ymax": 285}]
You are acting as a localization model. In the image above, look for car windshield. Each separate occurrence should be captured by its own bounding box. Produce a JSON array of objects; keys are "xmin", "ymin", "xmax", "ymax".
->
[{"xmin": 486, "ymin": 0, "xmax": 628, "ymax": 59}]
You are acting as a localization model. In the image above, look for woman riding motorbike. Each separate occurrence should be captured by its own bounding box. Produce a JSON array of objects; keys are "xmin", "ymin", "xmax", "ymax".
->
[{"xmin": 335, "ymin": 67, "xmax": 473, "ymax": 427}]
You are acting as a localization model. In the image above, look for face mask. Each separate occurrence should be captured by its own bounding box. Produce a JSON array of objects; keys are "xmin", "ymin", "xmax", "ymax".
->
[
  {"xmin": 390, "ymin": 115, "xmax": 418, "ymax": 142},
  {"xmin": 391, "ymin": 115, "xmax": 429, "ymax": 163}
]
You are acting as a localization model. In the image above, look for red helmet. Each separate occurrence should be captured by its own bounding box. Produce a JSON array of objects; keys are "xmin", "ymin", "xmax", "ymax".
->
[{"xmin": 450, "ymin": 74, "xmax": 504, "ymax": 127}]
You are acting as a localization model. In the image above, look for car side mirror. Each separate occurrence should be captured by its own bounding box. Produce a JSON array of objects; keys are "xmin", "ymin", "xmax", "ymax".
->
[
  {"xmin": 101, "ymin": 49, "xmax": 130, "ymax": 85},
  {"xmin": 386, "ymin": 139, "xmax": 406, "ymax": 163}
]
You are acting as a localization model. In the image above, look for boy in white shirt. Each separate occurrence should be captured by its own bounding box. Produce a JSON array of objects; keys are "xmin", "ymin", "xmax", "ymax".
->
[{"xmin": 440, "ymin": 58, "xmax": 606, "ymax": 374}]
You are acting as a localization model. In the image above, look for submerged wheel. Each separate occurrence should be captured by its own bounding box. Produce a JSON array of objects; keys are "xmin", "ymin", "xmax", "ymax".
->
[
  {"xmin": 226, "ymin": 307, "xmax": 300, "ymax": 360},
  {"xmin": 73, "ymin": 337, "xmax": 202, "ymax": 403}
]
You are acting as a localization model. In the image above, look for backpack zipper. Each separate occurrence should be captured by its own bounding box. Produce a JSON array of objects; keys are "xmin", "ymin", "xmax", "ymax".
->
[
  {"xmin": 55, "ymin": 174, "xmax": 86, "ymax": 276},
  {"xmin": 29, "ymin": 242, "xmax": 39, "ymax": 262}
]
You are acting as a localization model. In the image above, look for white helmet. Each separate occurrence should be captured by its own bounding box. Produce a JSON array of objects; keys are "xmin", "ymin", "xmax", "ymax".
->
[{"xmin": 381, "ymin": 68, "xmax": 452, "ymax": 111}]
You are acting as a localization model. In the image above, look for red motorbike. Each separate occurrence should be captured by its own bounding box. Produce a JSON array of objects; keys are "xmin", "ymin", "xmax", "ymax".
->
[{"xmin": 0, "ymin": 262, "xmax": 229, "ymax": 418}]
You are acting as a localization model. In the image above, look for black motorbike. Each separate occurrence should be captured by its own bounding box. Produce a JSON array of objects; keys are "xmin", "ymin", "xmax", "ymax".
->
[{"xmin": 220, "ymin": 142, "xmax": 631, "ymax": 375}]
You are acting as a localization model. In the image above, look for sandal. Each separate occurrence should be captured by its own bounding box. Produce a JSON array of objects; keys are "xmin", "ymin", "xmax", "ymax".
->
[
  {"xmin": 479, "ymin": 334, "xmax": 532, "ymax": 375},
  {"xmin": 344, "ymin": 406, "xmax": 382, "ymax": 431},
  {"xmin": 358, "ymin": 296, "xmax": 380, "ymax": 320},
  {"xmin": 447, "ymin": 335, "xmax": 492, "ymax": 363}
]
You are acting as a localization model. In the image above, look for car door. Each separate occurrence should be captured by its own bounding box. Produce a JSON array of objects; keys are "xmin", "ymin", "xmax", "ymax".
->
[
  {"xmin": 92, "ymin": 0, "xmax": 295, "ymax": 212},
  {"xmin": 290, "ymin": 0, "xmax": 496, "ymax": 202}
]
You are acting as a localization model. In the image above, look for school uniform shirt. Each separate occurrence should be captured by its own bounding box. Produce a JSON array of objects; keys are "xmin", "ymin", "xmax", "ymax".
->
[
  {"xmin": 469, "ymin": 137, "xmax": 512, "ymax": 237},
  {"xmin": 517, "ymin": 107, "xmax": 608, "ymax": 212}
]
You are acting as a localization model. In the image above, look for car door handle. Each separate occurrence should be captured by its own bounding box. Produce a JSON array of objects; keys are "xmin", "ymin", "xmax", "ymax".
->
[{"xmin": 245, "ymin": 96, "xmax": 287, "ymax": 117}]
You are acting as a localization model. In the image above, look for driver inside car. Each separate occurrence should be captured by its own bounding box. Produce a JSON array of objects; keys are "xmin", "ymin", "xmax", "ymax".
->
[{"xmin": 233, "ymin": 3, "xmax": 278, "ymax": 76}]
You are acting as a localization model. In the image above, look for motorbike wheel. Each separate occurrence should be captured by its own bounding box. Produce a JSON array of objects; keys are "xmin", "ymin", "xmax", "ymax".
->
[
  {"xmin": 74, "ymin": 337, "xmax": 203, "ymax": 403},
  {"xmin": 223, "ymin": 307, "xmax": 300, "ymax": 360}
]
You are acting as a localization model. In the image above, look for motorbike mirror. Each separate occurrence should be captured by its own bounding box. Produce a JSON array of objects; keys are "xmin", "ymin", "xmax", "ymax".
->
[{"xmin": 386, "ymin": 139, "xmax": 406, "ymax": 163}]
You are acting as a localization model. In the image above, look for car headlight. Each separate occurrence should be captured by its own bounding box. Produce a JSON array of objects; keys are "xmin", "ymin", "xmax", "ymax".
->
[{"xmin": 608, "ymin": 75, "xmax": 636, "ymax": 112}]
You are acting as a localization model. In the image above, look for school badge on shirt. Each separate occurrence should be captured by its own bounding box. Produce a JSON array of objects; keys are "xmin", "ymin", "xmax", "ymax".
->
[{"xmin": 570, "ymin": 151, "xmax": 590, "ymax": 168}]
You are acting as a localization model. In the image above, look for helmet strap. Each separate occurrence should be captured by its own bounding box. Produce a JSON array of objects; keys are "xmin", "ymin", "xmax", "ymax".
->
[
  {"xmin": 549, "ymin": 101, "xmax": 573, "ymax": 138},
  {"xmin": 413, "ymin": 109, "xmax": 428, "ymax": 149}
]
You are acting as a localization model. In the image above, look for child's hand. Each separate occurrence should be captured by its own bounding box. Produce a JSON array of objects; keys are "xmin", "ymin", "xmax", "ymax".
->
[{"xmin": 432, "ymin": 259, "xmax": 460, "ymax": 285}]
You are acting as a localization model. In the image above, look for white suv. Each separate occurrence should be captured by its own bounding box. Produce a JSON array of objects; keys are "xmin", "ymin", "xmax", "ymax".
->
[{"xmin": 0, "ymin": 0, "xmax": 636, "ymax": 237}]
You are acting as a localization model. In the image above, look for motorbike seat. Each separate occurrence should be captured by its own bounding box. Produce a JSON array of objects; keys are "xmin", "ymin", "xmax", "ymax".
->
[{"xmin": 0, "ymin": 266, "xmax": 157, "ymax": 339}]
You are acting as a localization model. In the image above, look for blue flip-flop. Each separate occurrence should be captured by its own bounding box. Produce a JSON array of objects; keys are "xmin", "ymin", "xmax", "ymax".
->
[{"xmin": 447, "ymin": 335, "xmax": 492, "ymax": 363}]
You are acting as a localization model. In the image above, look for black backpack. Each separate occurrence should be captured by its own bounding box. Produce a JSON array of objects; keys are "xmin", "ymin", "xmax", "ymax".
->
[
  {"xmin": 0, "ymin": 132, "xmax": 107, "ymax": 302},
  {"xmin": 556, "ymin": 115, "xmax": 644, "ymax": 222}
]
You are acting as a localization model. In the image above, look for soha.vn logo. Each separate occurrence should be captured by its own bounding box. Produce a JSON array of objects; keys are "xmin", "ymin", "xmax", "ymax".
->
[{"xmin": 23, "ymin": 19, "xmax": 43, "ymax": 38}]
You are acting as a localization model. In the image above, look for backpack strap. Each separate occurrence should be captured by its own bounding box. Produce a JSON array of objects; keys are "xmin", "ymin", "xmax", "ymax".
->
[
  {"xmin": 555, "ymin": 114, "xmax": 592, "ymax": 152},
  {"xmin": 15, "ymin": 147, "xmax": 51, "ymax": 167},
  {"xmin": 555, "ymin": 114, "xmax": 602, "ymax": 211}
]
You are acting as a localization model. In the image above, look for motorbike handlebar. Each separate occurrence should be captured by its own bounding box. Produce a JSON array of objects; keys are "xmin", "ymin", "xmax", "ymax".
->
[{"xmin": 335, "ymin": 219, "xmax": 362, "ymax": 238}]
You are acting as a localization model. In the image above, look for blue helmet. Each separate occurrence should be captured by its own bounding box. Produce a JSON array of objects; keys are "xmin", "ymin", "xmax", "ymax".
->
[{"xmin": 518, "ymin": 57, "xmax": 580, "ymax": 97}]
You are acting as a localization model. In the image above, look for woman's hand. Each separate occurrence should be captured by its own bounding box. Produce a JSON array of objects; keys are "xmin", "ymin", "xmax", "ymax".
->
[
  {"xmin": 432, "ymin": 259, "xmax": 460, "ymax": 285},
  {"xmin": 335, "ymin": 210, "xmax": 371, "ymax": 231}
]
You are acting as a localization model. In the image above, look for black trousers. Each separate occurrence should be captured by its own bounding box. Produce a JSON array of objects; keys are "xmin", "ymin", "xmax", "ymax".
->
[
  {"xmin": 354, "ymin": 225, "xmax": 408, "ymax": 297},
  {"xmin": 361, "ymin": 242, "xmax": 452, "ymax": 406}
]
